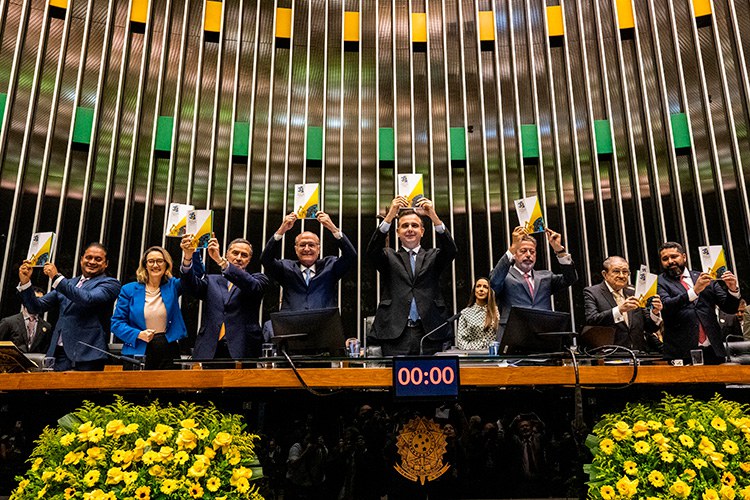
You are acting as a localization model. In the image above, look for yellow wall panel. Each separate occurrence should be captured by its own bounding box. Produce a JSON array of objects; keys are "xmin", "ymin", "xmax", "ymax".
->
[
  {"xmin": 204, "ymin": 1, "xmax": 222, "ymax": 33},
  {"xmin": 478, "ymin": 11, "xmax": 495, "ymax": 41},
  {"xmin": 276, "ymin": 7, "xmax": 292, "ymax": 39},
  {"xmin": 130, "ymin": 0, "xmax": 148, "ymax": 24},
  {"xmin": 49, "ymin": 0, "xmax": 68, "ymax": 9},
  {"xmin": 616, "ymin": 0, "xmax": 634, "ymax": 29},
  {"xmin": 693, "ymin": 0, "xmax": 712, "ymax": 17},
  {"xmin": 546, "ymin": 6, "xmax": 564, "ymax": 37},
  {"xmin": 344, "ymin": 12, "xmax": 359, "ymax": 42},
  {"xmin": 411, "ymin": 13, "xmax": 427, "ymax": 43}
]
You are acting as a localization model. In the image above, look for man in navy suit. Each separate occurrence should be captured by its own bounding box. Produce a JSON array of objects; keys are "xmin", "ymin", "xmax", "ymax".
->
[
  {"xmin": 583, "ymin": 256, "xmax": 663, "ymax": 352},
  {"xmin": 260, "ymin": 211, "xmax": 356, "ymax": 311},
  {"xmin": 490, "ymin": 226, "xmax": 577, "ymax": 335},
  {"xmin": 657, "ymin": 241, "xmax": 740, "ymax": 364},
  {"xmin": 17, "ymin": 243, "xmax": 121, "ymax": 371},
  {"xmin": 0, "ymin": 287, "xmax": 53, "ymax": 354},
  {"xmin": 181, "ymin": 234, "xmax": 270, "ymax": 360},
  {"xmin": 367, "ymin": 196, "xmax": 457, "ymax": 355}
]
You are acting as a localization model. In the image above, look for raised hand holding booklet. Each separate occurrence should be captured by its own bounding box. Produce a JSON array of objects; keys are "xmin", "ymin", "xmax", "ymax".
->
[
  {"xmin": 186, "ymin": 210, "xmax": 213, "ymax": 249},
  {"xmin": 165, "ymin": 203, "xmax": 194, "ymax": 237},
  {"xmin": 514, "ymin": 196, "xmax": 545, "ymax": 234},
  {"xmin": 634, "ymin": 265, "xmax": 659, "ymax": 308},
  {"xmin": 294, "ymin": 183, "xmax": 319, "ymax": 219},
  {"xmin": 699, "ymin": 245, "xmax": 727, "ymax": 279},
  {"xmin": 397, "ymin": 174, "xmax": 424, "ymax": 207},
  {"xmin": 26, "ymin": 232, "xmax": 56, "ymax": 267}
]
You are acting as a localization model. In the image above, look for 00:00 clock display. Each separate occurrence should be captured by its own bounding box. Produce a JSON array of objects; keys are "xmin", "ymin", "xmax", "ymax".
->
[{"xmin": 396, "ymin": 366, "xmax": 456, "ymax": 386}]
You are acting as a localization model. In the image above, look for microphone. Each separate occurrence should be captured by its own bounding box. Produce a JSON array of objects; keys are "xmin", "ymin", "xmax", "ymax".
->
[
  {"xmin": 419, "ymin": 312, "xmax": 462, "ymax": 355},
  {"xmin": 77, "ymin": 341, "xmax": 145, "ymax": 368}
]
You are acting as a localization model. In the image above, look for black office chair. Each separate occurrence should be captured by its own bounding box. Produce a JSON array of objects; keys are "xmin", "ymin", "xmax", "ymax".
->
[{"xmin": 725, "ymin": 335, "xmax": 750, "ymax": 365}]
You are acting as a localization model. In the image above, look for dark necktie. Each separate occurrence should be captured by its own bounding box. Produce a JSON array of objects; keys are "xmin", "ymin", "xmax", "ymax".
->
[{"xmin": 680, "ymin": 276, "xmax": 707, "ymax": 344}]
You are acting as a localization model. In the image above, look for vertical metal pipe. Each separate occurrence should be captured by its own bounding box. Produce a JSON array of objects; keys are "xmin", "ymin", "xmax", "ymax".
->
[
  {"xmin": 408, "ymin": 0, "xmax": 416, "ymax": 174},
  {"xmin": 242, "ymin": 0, "xmax": 263, "ymax": 240},
  {"xmin": 260, "ymin": 1, "xmax": 280, "ymax": 249},
  {"xmin": 491, "ymin": 0, "xmax": 509, "ymax": 250},
  {"xmin": 278, "ymin": 0, "xmax": 296, "ymax": 259},
  {"xmin": 187, "ymin": 0, "xmax": 209, "ymax": 204},
  {"xmin": 375, "ymin": 0, "xmax": 381, "ymax": 304},
  {"xmin": 206, "ymin": 0, "xmax": 227, "ymax": 211},
  {"xmin": 457, "ymin": 0, "xmax": 475, "ymax": 280},
  {"xmin": 0, "ymin": 0, "xmax": 30, "ymax": 171},
  {"xmin": 357, "ymin": 0, "xmax": 363, "ymax": 338},
  {"xmin": 224, "ymin": 0, "xmax": 243, "ymax": 247}
]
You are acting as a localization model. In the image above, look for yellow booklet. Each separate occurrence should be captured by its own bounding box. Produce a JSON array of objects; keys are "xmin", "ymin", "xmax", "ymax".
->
[
  {"xmin": 699, "ymin": 245, "xmax": 727, "ymax": 279},
  {"xmin": 186, "ymin": 210, "xmax": 213, "ymax": 248},
  {"xmin": 27, "ymin": 232, "xmax": 56, "ymax": 267},
  {"xmin": 165, "ymin": 203, "xmax": 194, "ymax": 237},
  {"xmin": 294, "ymin": 183, "xmax": 319, "ymax": 219},
  {"xmin": 397, "ymin": 174, "xmax": 424, "ymax": 207},
  {"xmin": 514, "ymin": 196, "xmax": 545, "ymax": 234},
  {"xmin": 634, "ymin": 264, "xmax": 658, "ymax": 308}
]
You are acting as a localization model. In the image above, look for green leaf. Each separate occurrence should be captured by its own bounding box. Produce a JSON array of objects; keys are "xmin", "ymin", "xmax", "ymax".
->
[
  {"xmin": 584, "ymin": 434, "xmax": 600, "ymax": 451},
  {"xmin": 58, "ymin": 412, "xmax": 82, "ymax": 432}
]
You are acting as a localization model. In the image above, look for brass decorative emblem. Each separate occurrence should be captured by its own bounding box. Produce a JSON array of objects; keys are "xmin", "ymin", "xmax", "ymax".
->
[{"xmin": 394, "ymin": 417, "xmax": 450, "ymax": 484}]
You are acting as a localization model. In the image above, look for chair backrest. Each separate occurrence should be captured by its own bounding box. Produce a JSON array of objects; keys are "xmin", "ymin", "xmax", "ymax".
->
[{"xmin": 725, "ymin": 336, "xmax": 750, "ymax": 365}]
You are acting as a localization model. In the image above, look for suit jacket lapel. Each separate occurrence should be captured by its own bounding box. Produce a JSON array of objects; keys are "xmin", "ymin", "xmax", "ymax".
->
[
  {"xmin": 398, "ymin": 249, "xmax": 414, "ymax": 280},
  {"xmin": 134, "ymin": 285, "xmax": 147, "ymax": 329},
  {"xmin": 601, "ymin": 283, "xmax": 617, "ymax": 309},
  {"xmin": 509, "ymin": 267, "xmax": 533, "ymax": 300}
]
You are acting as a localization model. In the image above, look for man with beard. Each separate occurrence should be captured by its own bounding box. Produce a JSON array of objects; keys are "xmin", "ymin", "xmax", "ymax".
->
[
  {"xmin": 490, "ymin": 226, "xmax": 577, "ymax": 336},
  {"xmin": 657, "ymin": 241, "xmax": 740, "ymax": 364}
]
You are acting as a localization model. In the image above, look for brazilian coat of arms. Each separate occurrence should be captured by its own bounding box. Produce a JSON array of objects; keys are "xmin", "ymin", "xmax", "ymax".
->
[{"xmin": 394, "ymin": 416, "xmax": 451, "ymax": 485}]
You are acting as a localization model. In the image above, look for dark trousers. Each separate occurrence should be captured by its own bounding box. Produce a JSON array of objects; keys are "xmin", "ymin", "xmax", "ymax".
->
[
  {"xmin": 380, "ymin": 322, "xmax": 444, "ymax": 356},
  {"xmin": 145, "ymin": 334, "xmax": 181, "ymax": 370},
  {"xmin": 53, "ymin": 346, "xmax": 105, "ymax": 372}
]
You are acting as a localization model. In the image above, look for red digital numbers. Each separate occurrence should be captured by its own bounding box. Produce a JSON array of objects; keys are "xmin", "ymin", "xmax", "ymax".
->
[{"xmin": 397, "ymin": 366, "xmax": 455, "ymax": 385}]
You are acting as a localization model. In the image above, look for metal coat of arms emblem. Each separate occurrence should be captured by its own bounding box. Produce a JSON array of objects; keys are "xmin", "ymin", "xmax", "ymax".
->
[{"xmin": 394, "ymin": 416, "xmax": 450, "ymax": 485}]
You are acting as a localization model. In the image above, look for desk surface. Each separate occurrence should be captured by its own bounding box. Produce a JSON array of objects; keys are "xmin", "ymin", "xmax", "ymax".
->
[{"xmin": 0, "ymin": 365, "xmax": 749, "ymax": 391}]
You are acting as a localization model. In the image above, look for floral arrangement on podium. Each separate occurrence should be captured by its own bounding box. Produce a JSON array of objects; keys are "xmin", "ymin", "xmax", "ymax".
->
[
  {"xmin": 585, "ymin": 393, "xmax": 750, "ymax": 499},
  {"xmin": 10, "ymin": 397, "xmax": 264, "ymax": 499}
]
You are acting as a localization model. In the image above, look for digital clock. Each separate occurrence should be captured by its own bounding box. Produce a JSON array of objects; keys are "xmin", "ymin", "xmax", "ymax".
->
[{"xmin": 392, "ymin": 356, "xmax": 460, "ymax": 399}]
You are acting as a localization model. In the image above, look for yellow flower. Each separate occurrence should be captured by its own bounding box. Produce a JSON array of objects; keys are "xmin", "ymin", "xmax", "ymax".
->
[
  {"xmin": 111, "ymin": 449, "xmax": 127, "ymax": 463},
  {"xmin": 661, "ymin": 451, "xmax": 675, "ymax": 463},
  {"xmin": 149, "ymin": 424, "xmax": 173, "ymax": 445},
  {"xmin": 105, "ymin": 419, "xmax": 126, "ymax": 438},
  {"xmin": 704, "ymin": 489, "xmax": 720, "ymax": 500},
  {"xmin": 648, "ymin": 470, "xmax": 665, "ymax": 488},
  {"xmin": 16, "ymin": 479, "xmax": 30, "ymax": 493},
  {"xmin": 87, "ymin": 446, "xmax": 105, "ymax": 462},
  {"xmin": 31, "ymin": 457, "xmax": 43, "ymax": 471},
  {"xmin": 652, "ymin": 432, "xmax": 670, "ymax": 449},
  {"xmin": 203, "ymin": 446, "xmax": 216, "ymax": 460},
  {"xmin": 54, "ymin": 468, "xmax": 67, "ymax": 482},
  {"xmin": 125, "ymin": 423, "xmax": 139, "ymax": 434},
  {"xmin": 181, "ymin": 418, "xmax": 198, "ymax": 429},
  {"xmin": 64, "ymin": 487, "xmax": 76, "ymax": 499},
  {"xmin": 708, "ymin": 451, "xmax": 727, "ymax": 469},
  {"xmin": 177, "ymin": 428, "xmax": 198, "ymax": 450},
  {"xmin": 670, "ymin": 480, "xmax": 692, "ymax": 498},
  {"xmin": 160, "ymin": 479, "xmax": 179, "ymax": 494},
  {"xmin": 721, "ymin": 485, "xmax": 736, "ymax": 500},
  {"xmin": 739, "ymin": 486, "xmax": 750, "ymax": 500},
  {"xmin": 41, "ymin": 470, "xmax": 54, "ymax": 482},
  {"xmin": 188, "ymin": 482, "xmax": 204, "ymax": 498},
  {"xmin": 174, "ymin": 450, "xmax": 190, "ymax": 464},
  {"xmin": 693, "ymin": 458, "xmax": 708, "ymax": 469},
  {"xmin": 740, "ymin": 462, "xmax": 750, "ymax": 473},
  {"xmin": 196, "ymin": 427, "xmax": 210, "ymax": 439},
  {"xmin": 623, "ymin": 461, "xmax": 638, "ymax": 476},
  {"xmin": 123, "ymin": 471, "xmax": 138, "ymax": 485},
  {"xmin": 688, "ymin": 419, "xmax": 705, "ymax": 431},
  {"xmin": 616, "ymin": 476, "xmax": 638, "ymax": 498},
  {"xmin": 148, "ymin": 465, "xmax": 165, "ymax": 477},
  {"xmin": 699, "ymin": 436, "xmax": 716, "ymax": 454},
  {"xmin": 722, "ymin": 440, "xmax": 739, "ymax": 455},
  {"xmin": 665, "ymin": 418, "xmax": 679, "ymax": 433},
  {"xmin": 142, "ymin": 450, "xmax": 162, "ymax": 465},
  {"xmin": 611, "ymin": 421, "xmax": 632, "ymax": 441},
  {"xmin": 679, "ymin": 434, "xmax": 695, "ymax": 447},
  {"xmin": 134, "ymin": 486, "xmax": 150, "ymax": 500},
  {"xmin": 712, "ymin": 417, "xmax": 727, "ymax": 432},
  {"xmin": 235, "ymin": 477, "xmax": 250, "ymax": 494},
  {"xmin": 227, "ymin": 447, "xmax": 241, "ymax": 465},
  {"xmin": 599, "ymin": 438, "xmax": 614, "ymax": 455},
  {"xmin": 206, "ymin": 477, "xmax": 221, "ymax": 492},
  {"xmin": 188, "ymin": 458, "xmax": 210, "ymax": 478},
  {"xmin": 60, "ymin": 433, "xmax": 76, "ymax": 446},
  {"xmin": 88, "ymin": 427, "xmax": 104, "ymax": 443},
  {"xmin": 213, "ymin": 431, "xmax": 233, "ymax": 450},
  {"xmin": 37, "ymin": 485, "xmax": 48, "ymax": 499},
  {"xmin": 158, "ymin": 446, "xmax": 174, "ymax": 461},
  {"xmin": 230, "ymin": 466, "xmax": 253, "ymax": 485},
  {"xmin": 722, "ymin": 472, "xmax": 736, "ymax": 487},
  {"xmin": 632, "ymin": 420, "xmax": 649, "ymax": 438},
  {"xmin": 634, "ymin": 441, "xmax": 650, "ymax": 454},
  {"xmin": 647, "ymin": 420, "xmax": 662, "ymax": 430},
  {"xmin": 105, "ymin": 467, "xmax": 124, "ymax": 485},
  {"xmin": 684, "ymin": 469, "xmax": 697, "ymax": 482},
  {"xmin": 63, "ymin": 451, "xmax": 84, "ymax": 465},
  {"xmin": 83, "ymin": 469, "xmax": 100, "ymax": 487}
]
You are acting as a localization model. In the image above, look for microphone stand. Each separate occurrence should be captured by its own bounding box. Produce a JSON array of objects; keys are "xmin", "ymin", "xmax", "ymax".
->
[
  {"xmin": 419, "ymin": 312, "xmax": 462, "ymax": 355},
  {"xmin": 78, "ymin": 341, "xmax": 145, "ymax": 369}
]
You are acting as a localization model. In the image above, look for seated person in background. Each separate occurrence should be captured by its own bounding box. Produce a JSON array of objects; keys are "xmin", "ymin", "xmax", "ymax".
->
[
  {"xmin": 111, "ymin": 246, "xmax": 187, "ymax": 370},
  {"xmin": 181, "ymin": 234, "xmax": 270, "ymax": 359},
  {"xmin": 367, "ymin": 196, "xmax": 457, "ymax": 356},
  {"xmin": 583, "ymin": 256, "xmax": 663, "ymax": 353},
  {"xmin": 260, "ymin": 211, "xmax": 356, "ymax": 311},
  {"xmin": 719, "ymin": 298, "xmax": 746, "ymax": 340},
  {"xmin": 455, "ymin": 278, "xmax": 499, "ymax": 350},
  {"xmin": 0, "ymin": 286, "xmax": 52, "ymax": 354},
  {"xmin": 17, "ymin": 243, "xmax": 121, "ymax": 371},
  {"xmin": 657, "ymin": 241, "xmax": 740, "ymax": 365},
  {"xmin": 490, "ymin": 226, "xmax": 577, "ymax": 335}
]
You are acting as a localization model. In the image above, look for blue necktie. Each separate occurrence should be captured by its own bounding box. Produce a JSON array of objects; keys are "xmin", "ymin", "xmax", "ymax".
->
[
  {"xmin": 408, "ymin": 251, "xmax": 419, "ymax": 322},
  {"xmin": 304, "ymin": 268, "xmax": 311, "ymax": 286}
]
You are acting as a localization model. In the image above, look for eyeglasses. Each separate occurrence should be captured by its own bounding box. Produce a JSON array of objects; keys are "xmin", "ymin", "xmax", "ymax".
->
[
  {"xmin": 146, "ymin": 259, "xmax": 165, "ymax": 266},
  {"xmin": 608, "ymin": 269, "xmax": 630, "ymax": 276}
]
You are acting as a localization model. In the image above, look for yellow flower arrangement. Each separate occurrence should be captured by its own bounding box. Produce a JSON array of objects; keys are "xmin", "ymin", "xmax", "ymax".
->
[
  {"xmin": 585, "ymin": 394, "xmax": 750, "ymax": 499},
  {"xmin": 10, "ymin": 397, "xmax": 264, "ymax": 499}
]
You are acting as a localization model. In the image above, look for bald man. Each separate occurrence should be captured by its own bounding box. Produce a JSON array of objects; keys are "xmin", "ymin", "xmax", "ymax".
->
[{"xmin": 260, "ymin": 211, "xmax": 357, "ymax": 311}]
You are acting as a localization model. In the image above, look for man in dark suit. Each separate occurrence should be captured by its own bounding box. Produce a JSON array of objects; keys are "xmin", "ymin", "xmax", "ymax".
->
[
  {"xmin": 490, "ymin": 226, "xmax": 577, "ymax": 334},
  {"xmin": 0, "ymin": 287, "xmax": 52, "ymax": 354},
  {"xmin": 657, "ymin": 241, "xmax": 740, "ymax": 364},
  {"xmin": 367, "ymin": 196, "xmax": 457, "ymax": 355},
  {"xmin": 583, "ymin": 256, "xmax": 663, "ymax": 352},
  {"xmin": 181, "ymin": 234, "xmax": 270, "ymax": 359},
  {"xmin": 260, "ymin": 211, "xmax": 356, "ymax": 311},
  {"xmin": 17, "ymin": 243, "xmax": 121, "ymax": 371}
]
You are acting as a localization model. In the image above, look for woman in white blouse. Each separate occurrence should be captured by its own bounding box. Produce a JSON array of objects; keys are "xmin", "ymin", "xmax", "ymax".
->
[{"xmin": 456, "ymin": 278, "xmax": 499, "ymax": 350}]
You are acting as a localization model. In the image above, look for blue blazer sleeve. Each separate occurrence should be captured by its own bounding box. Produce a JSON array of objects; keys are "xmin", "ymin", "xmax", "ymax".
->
[
  {"xmin": 328, "ymin": 233, "xmax": 357, "ymax": 281},
  {"xmin": 224, "ymin": 263, "xmax": 270, "ymax": 295},
  {"xmin": 55, "ymin": 276, "xmax": 121, "ymax": 306},
  {"xmin": 111, "ymin": 282, "xmax": 143, "ymax": 347},
  {"xmin": 19, "ymin": 286, "xmax": 60, "ymax": 315}
]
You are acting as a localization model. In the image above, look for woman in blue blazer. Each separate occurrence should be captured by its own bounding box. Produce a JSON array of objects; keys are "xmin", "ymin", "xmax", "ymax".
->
[{"xmin": 112, "ymin": 246, "xmax": 186, "ymax": 369}]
